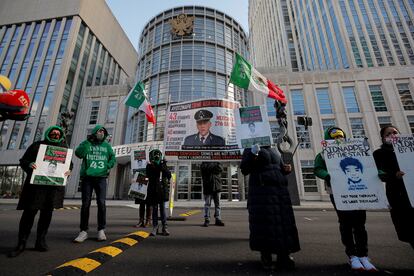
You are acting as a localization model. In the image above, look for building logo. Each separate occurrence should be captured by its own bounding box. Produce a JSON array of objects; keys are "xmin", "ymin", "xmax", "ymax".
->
[{"xmin": 170, "ymin": 14, "xmax": 194, "ymax": 36}]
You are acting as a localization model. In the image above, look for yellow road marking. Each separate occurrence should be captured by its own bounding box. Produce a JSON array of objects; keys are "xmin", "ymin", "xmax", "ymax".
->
[
  {"xmin": 128, "ymin": 231, "xmax": 149, "ymax": 238},
  {"xmin": 179, "ymin": 210, "xmax": 201, "ymax": 216},
  {"xmin": 91, "ymin": 246, "xmax": 123, "ymax": 257},
  {"xmin": 57, "ymin": 257, "xmax": 101, "ymax": 272},
  {"xmin": 112, "ymin": 237, "xmax": 138, "ymax": 246}
]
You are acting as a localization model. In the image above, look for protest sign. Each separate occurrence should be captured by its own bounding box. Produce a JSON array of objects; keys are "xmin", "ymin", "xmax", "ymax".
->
[
  {"xmin": 30, "ymin": 145, "xmax": 73, "ymax": 186},
  {"xmin": 322, "ymin": 138, "xmax": 388, "ymax": 210},
  {"xmin": 234, "ymin": 105, "xmax": 272, "ymax": 148},
  {"xmin": 128, "ymin": 182, "xmax": 148, "ymax": 200},
  {"xmin": 391, "ymin": 134, "xmax": 414, "ymax": 207},
  {"xmin": 164, "ymin": 98, "xmax": 242, "ymax": 161},
  {"xmin": 131, "ymin": 149, "xmax": 147, "ymax": 174}
]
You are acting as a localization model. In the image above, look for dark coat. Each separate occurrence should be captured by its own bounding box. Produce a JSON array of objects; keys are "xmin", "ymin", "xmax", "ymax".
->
[
  {"xmin": 146, "ymin": 161, "xmax": 171, "ymax": 205},
  {"xmin": 201, "ymin": 162, "xmax": 223, "ymax": 195},
  {"xmin": 17, "ymin": 140, "xmax": 71, "ymax": 210},
  {"xmin": 240, "ymin": 147, "xmax": 300, "ymax": 254},
  {"xmin": 373, "ymin": 144, "xmax": 414, "ymax": 243},
  {"xmin": 183, "ymin": 132, "xmax": 225, "ymax": 146}
]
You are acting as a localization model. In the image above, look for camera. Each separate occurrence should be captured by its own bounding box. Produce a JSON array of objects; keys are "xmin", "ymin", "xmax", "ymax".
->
[{"xmin": 297, "ymin": 116, "xmax": 312, "ymax": 130}]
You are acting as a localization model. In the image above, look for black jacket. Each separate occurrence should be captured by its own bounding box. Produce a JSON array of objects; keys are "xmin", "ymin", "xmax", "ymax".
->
[
  {"xmin": 200, "ymin": 162, "xmax": 223, "ymax": 195},
  {"xmin": 146, "ymin": 160, "xmax": 171, "ymax": 204},
  {"xmin": 17, "ymin": 140, "xmax": 71, "ymax": 210},
  {"xmin": 240, "ymin": 147, "xmax": 300, "ymax": 254},
  {"xmin": 183, "ymin": 132, "xmax": 225, "ymax": 146}
]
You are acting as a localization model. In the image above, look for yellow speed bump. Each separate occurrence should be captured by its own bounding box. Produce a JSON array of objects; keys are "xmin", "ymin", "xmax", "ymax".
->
[
  {"xmin": 112, "ymin": 237, "xmax": 138, "ymax": 246},
  {"xmin": 129, "ymin": 231, "xmax": 150, "ymax": 238},
  {"xmin": 57, "ymin": 257, "xmax": 101, "ymax": 273},
  {"xmin": 91, "ymin": 246, "xmax": 123, "ymax": 257}
]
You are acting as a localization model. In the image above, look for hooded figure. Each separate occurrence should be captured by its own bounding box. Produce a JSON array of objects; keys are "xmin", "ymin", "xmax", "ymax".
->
[
  {"xmin": 9, "ymin": 125, "xmax": 72, "ymax": 257},
  {"xmin": 314, "ymin": 126, "xmax": 378, "ymax": 272},
  {"xmin": 73, "ymin": 125, "xmax": 116, "ymax": 243},
  {"xmin": 146, "ymin": 149, "xmax": 171, "ymax": 236}
]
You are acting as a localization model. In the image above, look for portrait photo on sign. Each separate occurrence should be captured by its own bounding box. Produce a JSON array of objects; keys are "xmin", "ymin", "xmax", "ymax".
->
[{"xmin": 131, "ymin": 149, "xmax": 147, "ymax": 173}]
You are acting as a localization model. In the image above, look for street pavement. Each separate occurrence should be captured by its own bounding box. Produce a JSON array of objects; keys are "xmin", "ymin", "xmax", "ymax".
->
[{"xmin": 0, "ymin": 204, "xmax": 413, "ymax": 275}]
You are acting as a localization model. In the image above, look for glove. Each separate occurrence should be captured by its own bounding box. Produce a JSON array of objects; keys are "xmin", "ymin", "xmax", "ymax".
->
[{"xmin": 251, "ymin": 144, "xmax": 260, "ymax": 156}]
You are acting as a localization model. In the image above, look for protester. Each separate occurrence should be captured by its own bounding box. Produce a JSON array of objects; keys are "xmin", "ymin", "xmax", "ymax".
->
[
  {"xmin": 8, "ymin": 126, "xmax": 71, "ymax": 257},
  {"xmin": 73, "ymin": 125, "xmax": 116, "ymax": 243},
  {"xmin": 146, "ymin": 149, "xmax": 171, "ymax": 236},
  {"xmin": 200, "ymin": 161, "xmax": 225, "ymax": 227},
  {"xmin": 314, "ymin": 126, "xmax": 377, "ymax": 271},
  {"xmin": 240, "ymin": 144, "xmax": 300, "ymax": 271},
  {"xmin": 134, "ymin": 172, "xmax": 152, "ymax": 228},
  {"xmin": 373, "ymin": 125, "xmax": 414, "ymax": 249}
]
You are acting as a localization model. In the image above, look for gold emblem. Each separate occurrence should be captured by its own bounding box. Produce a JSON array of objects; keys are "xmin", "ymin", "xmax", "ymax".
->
[{"xmin": 169, "ymin": 14, "xmax": 194, "ymax": 36}]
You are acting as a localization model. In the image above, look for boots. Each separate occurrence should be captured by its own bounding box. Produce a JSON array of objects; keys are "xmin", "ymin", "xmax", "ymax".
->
[
  {"xmin": 150, "ymin": 225, "xmax": 159, "ymax": 236},
  {"xmin": 145, "ymin": 206, "xmax": 152, "ymax": 227},
  {"xmin": 8, "ymin": 240, "xmax": 26, "ymax": 258},
  {"xmin": 35, "ymin": 235, "xmax": 48, "ymax": 252},
  {"xmin": 162, "ymin": 225, "xmax": 170, "ymax": 236},
  {"xmin": 135, "ymin": 219, "xmax": 145, "ymax": 228}
]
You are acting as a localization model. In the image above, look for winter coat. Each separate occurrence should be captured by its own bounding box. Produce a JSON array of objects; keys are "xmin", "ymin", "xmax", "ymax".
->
[
  {"xmin": 240, "ymin": 147, "xmax": 300, "ymax": 254},
  {"xmin": 146, "ymin": 160, "xmax": 171, "ymax": 205},
  {"xmin": 201, "ymin": 162, "xmax": 223, "ymax": 195},
  {"xmin": 75, "ymin": 125, "xmax": 116, "ymax": 178},
  {"xmin": 373, "ymin": 144, "xmax": 414, "ymax": 244},
  {"xmin": 17, "ymin": 126, "xmax": 72, "ymax": 210}
]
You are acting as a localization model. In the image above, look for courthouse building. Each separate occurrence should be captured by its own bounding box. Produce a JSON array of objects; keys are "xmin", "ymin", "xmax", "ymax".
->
[
  {"xmin": 249, "ymin": 0, "xmax": 414, "ymax": 200},
  {"xmin": 0, "ymin": 0, "xmax": 137, "ymax": 197}
]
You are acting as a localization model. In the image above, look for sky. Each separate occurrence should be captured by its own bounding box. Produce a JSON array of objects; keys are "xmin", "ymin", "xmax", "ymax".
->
[{"xmin": 105, "ymin": 0, "xmax": 249, "ymax": 51}]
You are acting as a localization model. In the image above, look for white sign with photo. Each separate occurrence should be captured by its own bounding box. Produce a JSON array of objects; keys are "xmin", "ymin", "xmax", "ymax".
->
[
  {"xmin": 391, "ymin": 134, "xmax": 414, "ymax": 207},
  {"xmin": 234, "ymin": 105, "xmax": 272, "ymax": 148},
  {"xmin": 323, "ymin": 138, "xmax": 388, "ymax": 210},
  {"xmin": 30, "ymin": 144, "xmax": 73, "ymax": 186},
  {"xmin": 164, "ymin": 98, "xmax": 242, "ymax": 161},
  {"xmin": 131, "ymin": 149, "xmax": 147, "ymax": 174},
  {"xmin": 128, "ymin": 182, "xmax": 148, "ymax": 200}
]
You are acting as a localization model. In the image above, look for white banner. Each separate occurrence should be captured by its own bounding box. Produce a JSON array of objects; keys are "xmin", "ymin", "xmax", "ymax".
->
[
  {"xmin": 391, "ymin": 134, "xmax": 414, "ymax": 207},
  {"xmin": 30, "ymin": 144, "xmax": 73, "ymax": 186},
  {"xmin": 323, "ymin": 138, "xmax": 388, "ymax": 210},
  {"xmin": 234, "ymin": 105, "xmax": 272, "ymax": 148},
  {"xmin": 164, "ymin": 98, "xmax": 241, "ymax": 161}
]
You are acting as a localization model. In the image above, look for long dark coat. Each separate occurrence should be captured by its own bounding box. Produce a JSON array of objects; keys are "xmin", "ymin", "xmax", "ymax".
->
[
  {"xmin": 146, "ymin": 161, "xmax": 171, "ymax": 205},
  {"xmin": 373, "ymin": 144, "xmax": 414, "ymax": 244},
  {"xmin": 17, "ymin": 140, "xmax": 70, "ymax": 210},
  {"xmin": 201, "ymin": 162, "xmax": 223, "ymax": 195},
  {"xmin": 240, "ymin": 147, "xmax": 300, "ymax": 254}
]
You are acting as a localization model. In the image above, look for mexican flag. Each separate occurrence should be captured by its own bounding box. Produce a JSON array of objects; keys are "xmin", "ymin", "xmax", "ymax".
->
[
  {"xmin": 230, "ymin": 53, "xmax": 287, "ymax": 103},
  {"xmin": 124, "ymin": 81, "xmax": 156, "ymax": 124}
]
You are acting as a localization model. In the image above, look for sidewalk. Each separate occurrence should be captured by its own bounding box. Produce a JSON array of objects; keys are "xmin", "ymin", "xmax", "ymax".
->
[{"xmin": 0, "ymin": 198, "xmax": 334, "ymax": 210}]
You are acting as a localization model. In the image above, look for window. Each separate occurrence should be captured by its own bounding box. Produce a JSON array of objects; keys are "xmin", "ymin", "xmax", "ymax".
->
[
  {"xmin": 316, "ymin": 88, "xmax": 333, "ymax": 114},
  {"xmin": 321, "ymin": 119, "xmax": 336, "ymax": 132},
  {"xmin": 301, "ymin": 160, "xmax": 318, "ymax": 193},
  {"xmin": 267, "ymin": 98, "xmax": 276, "ymax": 117},
  {"xmin": 269, "ymin": 121, "xmax": 281, "ymax": 144},
  {"xmin": 378, "ymin": 116, "xmax": 392, "ymax": 131},
  {"xmin": 89, "ymin": 101, "xmax": 100, "ymax": 124},
  {"xmin": 407, "ymin": 115, "xmax": 414, "ymax": 134},
  {"xmin": 349, "ymin": 118, "xmax": 365, "ymax": 138},
  {"xmin": 106, "ymin": 100, "xmax": 117, "ymax": 123},
  {"xmin": 291, "ymin": 89, "xmax": 306, "ymax": 115},
  {"xmin": 295, "ymin": 120, "xmax": 311, "ymax": 149},
  {"xmin": 397, "ymin": 83, "xmax": 414, "ymax": 110},
  {"xmin": 342, "ymin": 87, "xmax": 360, "ymax": 113},
  {"xmin": 369, "ymin": 85, "xmax": 387, "ymax": 112}
]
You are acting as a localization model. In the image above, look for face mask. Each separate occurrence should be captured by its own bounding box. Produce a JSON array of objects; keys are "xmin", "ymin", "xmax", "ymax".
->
[{"xmin": 96, "ymin": 133, "xmax": 105, "ymax": 141}]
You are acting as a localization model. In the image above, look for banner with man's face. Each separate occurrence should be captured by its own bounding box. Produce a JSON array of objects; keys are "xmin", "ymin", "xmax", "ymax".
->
[
  {"xmin": 322, "ymin": 138, "xmax": 388, "ymax": 210},
  {"xmin": 164, "ymin": 98, "xmax": 241, "ymax": 161}
]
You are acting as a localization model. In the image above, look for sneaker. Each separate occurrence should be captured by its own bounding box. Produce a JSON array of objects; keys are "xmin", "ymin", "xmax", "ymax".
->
[
  {"xmin": 162, "ymin": 225, "xmax": 170, "ymax": 236},
  {"xmin": 73, "ymin": 231, "xmax": 88, "ymax": 243},
  {"xmin": 359, "ymin": 257, "xmax": 378, "ymax": 272},
  {"xmin": 215, "ymin": 219, "xmax": 225, "ymax": 226},
  {"xmin": 150, "ymin": 225, "xmax": 159, "ymax": 236},
  {"xmin": 97, "ymin": 230, "xmax": 107, "ymax": 241},
  {"xmin": 349, "ymin": 256, "xmax": 364, "ymax": 271},
  {"xmin": 202, "ymin": 219, "xmax": 209, "ymax": 227}
]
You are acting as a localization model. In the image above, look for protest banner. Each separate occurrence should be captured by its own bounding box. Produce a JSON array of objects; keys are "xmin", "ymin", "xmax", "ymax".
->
[
  {"xmin": 322, "ymin": 138, "xmax": 388, "ymax": 210},
  {"xmin": 391, "ymin": 134, "xmax": 414, "ymax": 207},
  {"xmin": 234, "ymin": 105, "xmax": 272, "ymax": 148},
  {"xmin": 30, "ymin": 145, "xmax": 73, "ymax": 186},
  {"xmin": 164, "ymin": 98, "xmax": 242, "ymax": 161},
  {"xmin": 128, "ymin": 181, "xmax": 148, "ymax": 200},
  {"xmin": 131, "ymin": 149, "xmax": 147, "ymax": 175}
]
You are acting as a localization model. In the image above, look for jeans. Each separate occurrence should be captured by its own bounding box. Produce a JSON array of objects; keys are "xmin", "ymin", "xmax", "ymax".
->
[
  {"xmin": 330, "ymin": 194, "xmax": 368, "ymax": 257},
  {"xmin": 80, "ymin": 177, "xmax": 107, "ymax": 231},
  {"xmin": 152, "ymin": 202, "xmax": 167, "ymax": 227},
  {"xmin": 204, "ymin": 192, "xmax": 221, "ymax": 220}
]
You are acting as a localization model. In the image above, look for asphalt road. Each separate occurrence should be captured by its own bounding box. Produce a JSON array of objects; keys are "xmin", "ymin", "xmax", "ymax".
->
[{"xmin": 0, "ymin": 205, "xmax": 413, "ymax": 275}]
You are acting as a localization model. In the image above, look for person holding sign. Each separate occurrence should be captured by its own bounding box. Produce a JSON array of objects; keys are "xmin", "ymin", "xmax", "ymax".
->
[
  {"xmin": 146, "ymin": 149, "xmax": 171, "ymax": 236},
  {"xmin": 183, "ymin": 109, "xmax": 225, "ymax": 146},
  {"xmin": 73, "ymin": 125, "xmax": 116, "ymax": 243},
  {"xmin": 9, "ymin": 126, "xmax": 72, "ymax": 257},
  {"xmin": 373, "ymin": 126, "xmax": 414, "ymax": 250},
  {"xmin": 240, "ymin": 145, "xmax": 300, "ymax": 271},
  {"xmin": 314, "ymin": 126, "xmax": 378, "ymax": 272}
]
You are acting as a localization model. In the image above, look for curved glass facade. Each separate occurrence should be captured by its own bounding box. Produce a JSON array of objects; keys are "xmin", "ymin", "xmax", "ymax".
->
[{"xmin": 126, "ymin": 6, "xmax": 249, "ymax": 144}]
